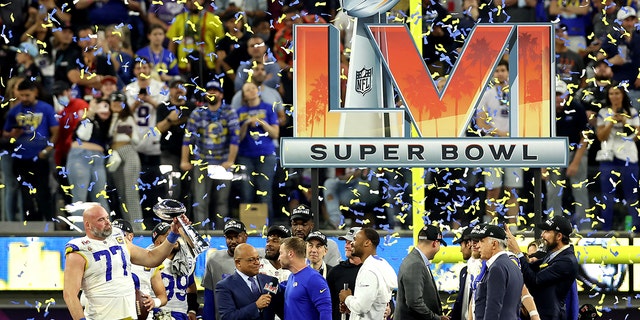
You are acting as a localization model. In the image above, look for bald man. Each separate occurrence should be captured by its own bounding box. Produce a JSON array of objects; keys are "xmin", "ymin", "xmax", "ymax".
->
[
  {"xmin": 215, "ymin": 243, "xmax": 283, "ymax": 320},
  {"xmin": 63, "ymin": 204, "xmax": 185, "ymax": 320}
]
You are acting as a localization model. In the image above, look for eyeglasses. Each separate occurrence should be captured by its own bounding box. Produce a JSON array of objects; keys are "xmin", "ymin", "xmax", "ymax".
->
[{"xmin": 238, "ymin": 256, "xmax": 261, "ymax": 263}]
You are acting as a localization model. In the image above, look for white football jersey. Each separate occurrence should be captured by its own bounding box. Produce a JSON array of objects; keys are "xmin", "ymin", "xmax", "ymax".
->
[
  {"xmin": 65, "ymin": 229, "xmax": 136, "ymax": 320},
  {"xmin": 125, "ymin": 79, "xmax": 169, "ymax": 156},
  {"xmin": 159, "ymin": 258, "xmax": 195, "ymax": 315}
]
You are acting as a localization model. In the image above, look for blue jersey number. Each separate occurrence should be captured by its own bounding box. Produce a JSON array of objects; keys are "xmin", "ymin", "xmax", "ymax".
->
[
  {"xmin": 162, "ymin": 273, "xmax": 189, "ymax": 301},
  {"xmin": 137, "ymin": 105, "xmax": 150, "ymax": 127},
  {"xmin": 93, "ymin": 245, "xmax": 129, "ymax": 282}
]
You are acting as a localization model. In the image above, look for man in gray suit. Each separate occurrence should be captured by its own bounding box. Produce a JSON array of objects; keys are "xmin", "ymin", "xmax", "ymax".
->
[
  {"xmin": 469, "ymin": 224, "xmax": 523, "ymax": 320},
  {"xmin": 395, "ymin": 225, "xmax": 450, "ymax": 320}
]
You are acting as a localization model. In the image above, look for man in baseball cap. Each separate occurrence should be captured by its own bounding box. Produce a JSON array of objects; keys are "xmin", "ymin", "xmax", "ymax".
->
[
  {"xmin": 328, "ymin": 227, "xmax": 363, "ymax": 319},
  {"xmin": 151, "ymin": 222, "xmax": 171, "ymax": 243},
  {"xmin": 467, "ymin": 224, "xmax": 523, "ymax": 320},
  {"xmin": 202, "ymin": 218, "xmax": 250, "ymax": 318},
  {"xmin": 418, "ymin": 224, "xmax": 448, "ymax": 246},
  {"xmin": 396, "ymin": 224, "xmax": 447, "ymax": 319},
  {"xmin": 306, "ymin": 231, "xmax": 331, "ymax": 277},
  {"xmin": 450, "ymin": 226, "xmax": 482, "ymax": 320},
  {"xmin": 289, "ymin": 204, "xmax": 340, "ymax": 266},
  {"xmin": 506, "ymin": 215, "xmax": 578, "ymax": 320}
]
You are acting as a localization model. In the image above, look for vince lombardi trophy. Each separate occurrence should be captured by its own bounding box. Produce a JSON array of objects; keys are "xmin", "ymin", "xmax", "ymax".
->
[{"xmin": 341, "ymin": 0, "xmax": 402, "ymax": 137}]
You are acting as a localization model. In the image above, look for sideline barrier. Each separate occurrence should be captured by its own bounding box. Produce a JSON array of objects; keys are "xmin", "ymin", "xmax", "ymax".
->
[{"xmin": 433, "ymin": 245, "xmax": 640, "ymax": 264}]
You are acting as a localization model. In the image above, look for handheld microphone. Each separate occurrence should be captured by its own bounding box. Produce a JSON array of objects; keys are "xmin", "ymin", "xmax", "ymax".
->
[{"xmin": 264, "ymin": 281, "xmax": 278, "ymax": 295}]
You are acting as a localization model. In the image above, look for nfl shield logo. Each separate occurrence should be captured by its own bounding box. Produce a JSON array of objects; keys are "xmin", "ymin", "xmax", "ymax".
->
[{"xmin": 355, "ymin": 67, "xmax": 372, "ymax": 95}]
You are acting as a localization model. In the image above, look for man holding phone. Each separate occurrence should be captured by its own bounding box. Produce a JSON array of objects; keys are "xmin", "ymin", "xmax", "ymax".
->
[{"xmin": 125, "ymin": 57, "xmax": 169, "ymax": 226}]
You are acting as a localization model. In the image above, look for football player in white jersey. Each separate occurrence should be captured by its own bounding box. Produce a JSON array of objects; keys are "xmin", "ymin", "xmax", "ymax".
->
[
  {"xmin": 259, "ymin": 225, "xmax": 291, "ymax": 283},
  {"xmin": 63, "ymin": 204, "xmax": 185, "ymax": 320},
  {"xmin": 113, "ymin": 219, "xmax": 168, "ymax": 319},
  {"xmin": 152, "ymin": 222, "xmax": 199, "ymax": 320}
]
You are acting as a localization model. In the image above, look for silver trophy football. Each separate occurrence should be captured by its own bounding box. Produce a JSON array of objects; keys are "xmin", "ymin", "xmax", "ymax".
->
[{"xmin": 153, "ymin": 199, "xmax": 209, "ymax": 257}]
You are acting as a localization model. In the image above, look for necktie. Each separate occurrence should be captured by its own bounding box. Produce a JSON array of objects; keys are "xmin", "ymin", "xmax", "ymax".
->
[{"xmin": 249, "ymin": 276, "xmax": 260, "ymax": 294}]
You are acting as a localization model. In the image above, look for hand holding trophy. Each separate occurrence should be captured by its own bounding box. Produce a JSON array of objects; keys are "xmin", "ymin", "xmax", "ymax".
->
[{"xmin": 153, "ymin": 199, "xmax": 210, "ymax": 258}]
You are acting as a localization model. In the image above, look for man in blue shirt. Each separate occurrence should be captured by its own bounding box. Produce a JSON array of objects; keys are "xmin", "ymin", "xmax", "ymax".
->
[
  {"xmin": 279, "ymin": 237, "xmax": 332, "ymax": 320},
  {"xmin": 2, "ymin": 79, "xmax": 58, "ymax": 221}
]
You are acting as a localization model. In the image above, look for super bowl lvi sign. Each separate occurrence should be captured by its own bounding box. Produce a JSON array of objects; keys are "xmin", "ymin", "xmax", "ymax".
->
[{"xmin": 279, "ymin": 10, "xmax": 568, "ymax": 168}]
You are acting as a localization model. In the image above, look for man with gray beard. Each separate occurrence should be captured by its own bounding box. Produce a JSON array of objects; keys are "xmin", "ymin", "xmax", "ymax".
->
[{"xmin": 63, "ymin": 204, "xmax": 185, "ymax": 320}]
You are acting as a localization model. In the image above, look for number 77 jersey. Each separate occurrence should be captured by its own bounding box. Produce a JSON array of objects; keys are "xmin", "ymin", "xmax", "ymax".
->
[{"xmin": 65, "ymin": 229, "xmax": 137, "ymax": 319}]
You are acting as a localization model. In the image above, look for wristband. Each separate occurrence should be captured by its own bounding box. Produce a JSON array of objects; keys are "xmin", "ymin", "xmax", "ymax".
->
[
  {"xmin": 167, "ymin": 231, "xmax": 179, "ymax": 244},
  {"xmin": 153, "ymin": 297, "xmax": 161, "ymax": 307},
  {"xmin": 529, "ymin": 310, "xmax": 539, "ymax": 317},
  {"xmin": 80, "ymin": 318, "xmax": 87, "ymax": 320},
  {"xmin": 521, "ymin": 294, "xmax": 532, "ymax": 302},
  {"xmin": 516, "ymin": 252, "xmax": 525, "ymax": 258}
]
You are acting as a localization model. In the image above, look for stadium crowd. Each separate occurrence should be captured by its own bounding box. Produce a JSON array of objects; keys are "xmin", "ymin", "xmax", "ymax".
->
[{"xmin": 0, "ymin": 0, "xmax": 638, "ymax": 234}]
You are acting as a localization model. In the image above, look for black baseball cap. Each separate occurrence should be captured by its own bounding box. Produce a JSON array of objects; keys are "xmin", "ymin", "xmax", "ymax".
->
[
  {"xmin": 537, "ymin": 216, "xmax": 572, "ymax": 237},
  {"xmin": 306, "ymin": 231, "xmax": 327, "ymax": 246},
  {"xmin": 290, "ymin": 204, "xmax": 313, "ymax": 221},
  {"xmin": 169, "ymin": 77, "xmax": 186, "ymax": 88},
  {"xmin": 452, "ymin": 226, "xmax": 473, "ymax": 245},
  {"xmin": 151, "ymin": 222, "xmax": 171, "ymax": 242},
  {"xmin": 224, "ymin": 219, "xmax": 246, "ymax": 235},
  {"xmin": 418, "ymin": 225, "xmax": 447, "ymax": 246},
  {"xmin": 469, "ymin": 224, "xmax": 506, "ymax": 240},
  {"xmin": 267, "ymin": 225, "xmax": 291, "ymax": 238},
  {"xmin": 112, "ymin": 219, "xmax": 133, "ymax": 234},
  {"xmin": 338, "ymin": 227, "xmax": 361, "ymax": 241}
]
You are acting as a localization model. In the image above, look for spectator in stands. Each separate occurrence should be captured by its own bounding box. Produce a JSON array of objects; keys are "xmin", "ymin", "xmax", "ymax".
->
[
  {"xmin": 0, "ymin": 76, "xmax": 25, "ymax": 221},
  {"xmin": 74, "ymin": 0, "xmax": 143, "ymax": 28},
  {"xmin": 104, "ymin": 24, "xmax": 135, "ymax": 85},
  {"xmin": 2, "ymin": 79, "xmax": 58, "ymax": 221},
  {"xmin": 215, "ymin": 11, "xmax": 251, "ymax": 95},
  {"xmin": 67, "ymin": 97, "xmax": 111, "ymax": 214},
  {"xmin": 181, "ymin": 80, "xmax": 239, "ymax": 228},
  {"xmin": 499, "ymin": 0, "xmax": 537, "ymax": 22},
  {"xmin": 595, "ymin": 85, "xmax": 640, "ymax": 230},
  {"xmin": 148, "ymin": 0, "xmax": 186, "ymax": 31},
  {"xmin": 548, "ymin": 0, "xmax": 591, "ymax": 54},
  {"xmin": 234, "ymin": 36, "xmax": 281, "ymax": 91},
  {"xmin": 52, "ymin": 23, "xmax": 81, "ymax": 87},
  {"xmin": 599, "ymin": 6, "xmax": 640, "ymax": 107},
  {"xmin": 323, "ymin": 168, "xmax": 383, "ymax": 228},
  {"xmin": 544, "ymin": 80, "xmax": 589, "ymax": 230},
  {"xmin": 135, "ymin": 25, "xmax": 180, "ymax": 83},
  {"xmin": 13, "ymin": 42, "xmax": 43, "ymax": 84},
  {"xmin": 555, "ymin": 24, "xmax": 585, "ymax": 87},
  {"xmin": 125, "ymin": 57, "xmax": 169, "ymax": 225},
  {"xmin": 107, "ymin": 91, "xmax": 143, "ymax": 229},
  {"xmin": 20, "ymin": 15, "xmax": 55, "ymax": 89},
  {"xmin": 237, "ymin": 82, "xmax": 279, "ymax": 221},
  {"xmin": 67, "ymin": 26, "xmax": 117, "ymax": 100},
  {"xmin": 156, "ymin": 78, "xmax": 195, "ymax": 203},
  {"xmin": 167, "ymin": 0, "xmax": 224, "ymax": 87},
  {"xmin": 475, "ymin": 60, "xmax": 521, "ymax": 229},
  {"xmin": 231, "ymin": 61, "xmax": 285, "ymax": 125},
  {"xmin": 52, "ymin": 80, "xmax": 89, "ymax": 208}
]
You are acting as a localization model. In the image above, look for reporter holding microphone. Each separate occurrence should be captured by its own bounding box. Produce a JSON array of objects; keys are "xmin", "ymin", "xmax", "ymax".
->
[{"xmin": 215, "ymin": 243, "xmax": 284, "ymax": 320}]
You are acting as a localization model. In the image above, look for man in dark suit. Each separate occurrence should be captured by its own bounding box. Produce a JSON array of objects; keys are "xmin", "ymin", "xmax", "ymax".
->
[
  {"xmin": 470, "ymin": 224, "xmax": 523, "ymax": 320},
  {"xmin": 506, "ymin": 216, "xmax": 579, "ymax": 320},
  {"xmin": 450, "ymin": 226, "xmax": 475, "ymax": 320},
  {"xmin": 215, "ymin": 243, "xmax": 283, "ymax": 320},
  {"xmin": 395, "ymin": 225, "xmax": 450, "ymax": 320}
]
